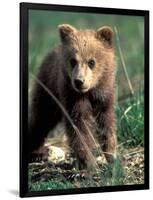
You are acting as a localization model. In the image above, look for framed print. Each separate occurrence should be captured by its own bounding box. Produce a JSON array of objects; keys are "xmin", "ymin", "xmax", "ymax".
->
[{"xmin": 20, "ymin": 2, "xmax": 149, "ymax": 197}]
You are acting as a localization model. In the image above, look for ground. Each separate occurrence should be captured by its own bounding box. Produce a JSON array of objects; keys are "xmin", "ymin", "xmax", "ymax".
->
[{"xmin": 28, "ymin": 123, "xmax": 144, "ymax": 191}]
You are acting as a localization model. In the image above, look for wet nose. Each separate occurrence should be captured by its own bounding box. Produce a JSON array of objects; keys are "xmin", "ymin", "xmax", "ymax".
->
[{"xmin": 74, "ymin": 78, "xmax": 84, "ymax": 89}]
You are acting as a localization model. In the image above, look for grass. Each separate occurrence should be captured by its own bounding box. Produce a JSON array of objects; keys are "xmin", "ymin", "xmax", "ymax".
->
[
  {"xmin": 29, "ymin": 170, "xmax": 74, "ymax": 191},
  {"xmin": 116, "ymin": 90, "xmax": 144, "ymax": 147},
  {"xmin": 28, "ymin": 10, "xmax": 145, "ymax": 191},
  {"xmin": 28, "ymin": 158, "xmax": 124, "ymax": 191}
]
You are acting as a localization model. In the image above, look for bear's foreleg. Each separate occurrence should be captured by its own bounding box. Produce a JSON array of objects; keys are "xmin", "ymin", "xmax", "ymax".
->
[
  {"xmin": 96, "ymin": 108, "xmax": 117, "ymax": 163},
  {"xmin": 29, "ymin": 83, "xmax": 62, "ymax": 162},
  {"xmin": 65, "ymin": 98, "xmax": 97, "ymax": 169}
]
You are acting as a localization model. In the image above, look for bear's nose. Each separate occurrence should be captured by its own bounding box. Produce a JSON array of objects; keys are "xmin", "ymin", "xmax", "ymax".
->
[{"xmin": 74, "ymin": 78, "xmax": 84, "ymax": 89}]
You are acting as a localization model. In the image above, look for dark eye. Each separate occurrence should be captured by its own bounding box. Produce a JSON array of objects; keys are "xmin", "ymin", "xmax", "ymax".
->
[
  {"xmin": 70, "ymin": 58, "xmax": 77, "ymax": 68},
  {"xmin": 88, "ymin": 59, "xmax": 96, "ymax": 69}
]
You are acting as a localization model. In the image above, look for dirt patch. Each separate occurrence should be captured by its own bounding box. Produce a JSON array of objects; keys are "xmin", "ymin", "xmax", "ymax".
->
[
  {"xmin": 29, "ymin": 145, "xmax": 144, "ymax": 187},
  {"xmin": 29, "ymin": 123, "xmax": 144, "ymax": 188},
  {"xmin": 123, "ymin": 147, "xmax": 144, "ymax": 184}
]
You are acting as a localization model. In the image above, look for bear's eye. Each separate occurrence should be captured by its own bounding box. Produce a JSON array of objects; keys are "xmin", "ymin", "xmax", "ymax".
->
[
  {"xmin": 70, "ymin": 58, "xmax": 77, "ymax": 68},
  {"xmin": 88, "ymin": 59, "xmax": 96, "ymax": 69}
]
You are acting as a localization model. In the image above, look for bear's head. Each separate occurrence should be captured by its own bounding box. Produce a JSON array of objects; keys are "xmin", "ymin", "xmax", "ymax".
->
[{"xmin": 59, "ymin": 24, "xmax": 115, "ymax": 93}]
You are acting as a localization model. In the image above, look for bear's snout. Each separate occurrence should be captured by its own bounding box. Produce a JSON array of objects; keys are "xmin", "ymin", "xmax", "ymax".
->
[{"xmin": 74, "ymin": 78, "xmax": 84, "ymax": 89}]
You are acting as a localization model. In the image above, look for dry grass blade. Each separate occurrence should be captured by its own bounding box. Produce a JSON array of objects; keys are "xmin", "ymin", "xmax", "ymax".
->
[
  {"xmin": 114, "ymin": 26, "xmax": 134, "ymax": 96},
  {"xmin": 30, "ymin": 73, "xmax": 99, "ymax": 170},
  {"xmin": 123, "ymin": 149, "xmax": 144, "ymax": 159},
  {"xmin": 82, "ymin": 119, "xmax": 103, "ymax": 157},
  {"xmin": 121, "ymin": 105, "xmax": 132, "ymax": 120}
]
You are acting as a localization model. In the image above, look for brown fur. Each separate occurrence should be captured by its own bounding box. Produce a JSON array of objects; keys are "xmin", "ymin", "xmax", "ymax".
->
[{"xmin": 29, "ymin": 24, "xmax": 117, "ymax": 169}]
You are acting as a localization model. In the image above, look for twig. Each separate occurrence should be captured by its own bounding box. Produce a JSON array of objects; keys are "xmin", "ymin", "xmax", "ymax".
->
[
  {"xmin": 82, "ymin": 119, "xmax": 103, "ymax": 157},
  {"xmin": 123, "ymin": 149, "xmax": 144, "ymax": 159},
  {"xmin": 114, "ymin": 26, "xmax": 134, "ymax": 96},
  {"xmin": 121, "ymin": 105, "xmax": 133, "ymax": 120}
]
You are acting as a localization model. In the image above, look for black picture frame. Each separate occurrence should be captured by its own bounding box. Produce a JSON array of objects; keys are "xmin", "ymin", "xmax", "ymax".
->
[{"xmin": 20, "ymin": 2, "xmax": 149, "ymax": 198}]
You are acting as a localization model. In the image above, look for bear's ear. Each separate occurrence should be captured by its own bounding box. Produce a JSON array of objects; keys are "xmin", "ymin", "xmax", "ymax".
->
[
  {"xmin": 96, "ymin": 26, "xmax": 113, "ymax": 47},
  {"xmin": 58, "ymin": 24, "xmax": 77, "ymax": 43}
]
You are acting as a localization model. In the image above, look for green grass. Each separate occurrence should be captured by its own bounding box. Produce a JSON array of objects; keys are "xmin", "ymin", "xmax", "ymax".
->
[
  {"xmin": 28, "ymin": 10, "xmax": 144, "ymax": 191},
  {"xmin": 28, "ymin": 155, "xmax": 124, "ymax": 191},
  {"xmin": 116, "ymin": 90, "xmax": 144, "ymax": 147},
  {"xmin": 29, "ymin": 176, "xmax": 74, "ymax": 191}
]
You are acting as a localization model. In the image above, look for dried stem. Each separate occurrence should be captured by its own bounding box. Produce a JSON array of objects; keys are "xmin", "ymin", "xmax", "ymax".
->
[
  {"xmin": 123, "ymin": 149, "xmax": 144, "ymax": 158},
  {"xmin": 114, "ymin": 26, "xmax": 134, "ymax": 96},
  {"xmin": 82, "ymin": 119, "xmax": 102, "ymax": 156}
]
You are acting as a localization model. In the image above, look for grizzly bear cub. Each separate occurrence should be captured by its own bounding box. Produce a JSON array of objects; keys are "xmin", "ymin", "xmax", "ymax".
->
[{"xmin": 29, "ymin": 24, "xmax": 117, "ymax": 169}]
